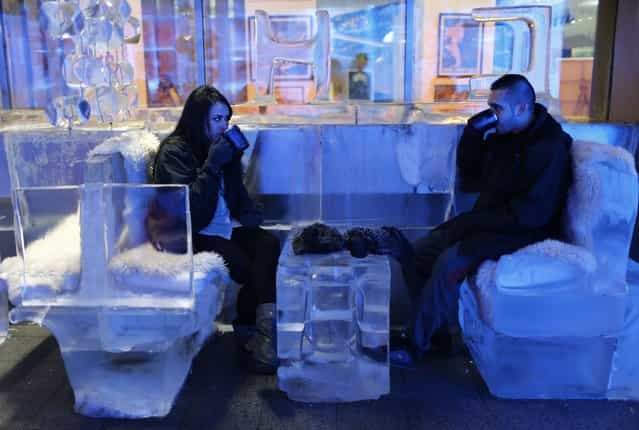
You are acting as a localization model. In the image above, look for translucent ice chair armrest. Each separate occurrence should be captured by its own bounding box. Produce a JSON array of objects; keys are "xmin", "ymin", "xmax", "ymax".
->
[{"xmin": 495, "ymin": 239, "xmax": 596, "ymax": 289}]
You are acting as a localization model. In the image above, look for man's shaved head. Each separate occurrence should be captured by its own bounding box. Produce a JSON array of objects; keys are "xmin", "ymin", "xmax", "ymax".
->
[
  {"xmin": 490, "ymin": 74, "xmax": 536, "ymax": 107},
  {"xmin": 487, "ymin": 74, "xmax": 537, "ymax": 134}
]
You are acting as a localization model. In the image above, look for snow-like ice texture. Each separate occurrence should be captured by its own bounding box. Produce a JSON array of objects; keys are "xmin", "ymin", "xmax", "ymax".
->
[
  {"xmin": 3, "ymin": 130, "xmax": 235, "ymax": 417},
  {"xmin": 460, "ymin": 141, "xmax": 639, "ymax": 399},
  {"xmin": 277, "ymin": 235, "xmax": 391, "ymax": 402}
]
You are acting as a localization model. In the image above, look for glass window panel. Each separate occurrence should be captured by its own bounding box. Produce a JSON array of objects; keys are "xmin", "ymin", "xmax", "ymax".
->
[
  {"xmin": 2, "ymin": 1, "xmax": 74, "ymax": 108},
  {"xmin": 0, "ymin": 0, "xmax": 201, "ymax": 110},
  {"xmin": 140, "ymin": 0, "xmax": 201, "ymax": 107},
  {"xmin": 0, "ymin": 0, "xmax": 603, "ymax": 116}
]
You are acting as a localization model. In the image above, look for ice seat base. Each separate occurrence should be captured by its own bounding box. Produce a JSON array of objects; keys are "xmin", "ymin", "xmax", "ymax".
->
[{"xmin": 460, "ymin": 283, "xmax": 615, "ymax": 399}]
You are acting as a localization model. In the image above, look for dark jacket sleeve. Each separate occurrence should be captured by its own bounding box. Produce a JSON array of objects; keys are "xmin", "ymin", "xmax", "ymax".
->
[
  {"xmin": 153, "ymin": 142, "xmax": 222, "ymax": 233},
  {"xmin": 459, "ymin": 137, "xmax": 571, "ymax": 234},
  {"xmin": 456, "ymin": 125, "xmax": 487, "ymax": 190}
]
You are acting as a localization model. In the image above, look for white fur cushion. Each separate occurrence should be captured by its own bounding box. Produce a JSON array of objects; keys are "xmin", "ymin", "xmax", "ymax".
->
[
  {"xmin": 108, "ymin": 243, "xmax": 230, "ymax": 295},
  {"xmin": 1, "ymin": 213, "xmax": 81, "ymax": 305},
  {"xmin": 495, "ymin": 239, "xmax": 596, "ymax": 288},
  {"xmin": 563, "ymin": 141, "xmax": 638, "ymax": 250},
  {"xmin": 88, "ymin": 130, "xmax": 160, "ymax": 184}
]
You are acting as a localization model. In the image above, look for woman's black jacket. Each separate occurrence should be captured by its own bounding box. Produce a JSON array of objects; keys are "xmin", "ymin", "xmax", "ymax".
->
[{"xmin": 152, "ymin": 135, "xmax": 259, "ymax": 233}]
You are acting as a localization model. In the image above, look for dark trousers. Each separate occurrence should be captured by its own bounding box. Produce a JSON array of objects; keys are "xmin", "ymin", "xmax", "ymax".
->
[
  {"xmin": 194, "ymin": 227, "xmax": 281, "ymax": 325},
  {"xmin": 400, "ymin": 225, "xmax": 481, "ymax": 351}
]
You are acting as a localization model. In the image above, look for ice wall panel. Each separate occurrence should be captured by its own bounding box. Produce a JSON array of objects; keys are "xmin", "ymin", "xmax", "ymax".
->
[
  {"xmin": 320, "ymin": 124, "xmax": 457, "ymax": 226},
  {"xmin": 244, "ymin": 127, "xmax": 321, "ymax": 224}
]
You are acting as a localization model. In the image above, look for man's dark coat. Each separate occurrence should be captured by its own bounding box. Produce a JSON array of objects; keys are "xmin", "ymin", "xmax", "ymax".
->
[{"xmin": 449, "ymin": 103, "xmax": 573, "ymax": 261}]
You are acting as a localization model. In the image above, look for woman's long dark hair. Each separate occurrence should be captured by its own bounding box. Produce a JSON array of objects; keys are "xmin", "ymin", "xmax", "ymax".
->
[{"xmin": 169, "ymin": 85, "xmax": 233, "ymax": 162}]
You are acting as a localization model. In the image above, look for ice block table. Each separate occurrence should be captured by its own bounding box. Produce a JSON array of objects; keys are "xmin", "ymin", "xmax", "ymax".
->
[{"xmin": 276, "ymin": 232, "xmax": 391, "ymax": 402}]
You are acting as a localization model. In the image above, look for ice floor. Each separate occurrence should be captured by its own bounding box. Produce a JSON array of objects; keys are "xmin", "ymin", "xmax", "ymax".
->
[{"xmin": 0, "ymin": 323, "xmax": 638, "ymax": 430}]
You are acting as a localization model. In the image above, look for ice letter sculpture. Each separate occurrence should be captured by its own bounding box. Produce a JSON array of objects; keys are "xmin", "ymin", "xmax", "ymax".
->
[
  {"xmin": 253, "ymin": 9, "xmax": 331, "ymax": 103},
  {"xmin": 277, "ymin": 235, "xmax": 390, "ymax": 402},
  {"xmin": 469, "ymin": 6, "xmax": 552, "ymax": 103}
]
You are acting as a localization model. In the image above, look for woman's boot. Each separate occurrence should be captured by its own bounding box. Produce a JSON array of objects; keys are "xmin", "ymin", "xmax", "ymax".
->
[{"xmin": 242, "ymin": 303, "xmax": 279, "ymax": 374}]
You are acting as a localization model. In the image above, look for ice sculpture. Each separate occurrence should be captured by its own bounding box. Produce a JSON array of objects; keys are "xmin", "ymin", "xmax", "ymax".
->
[
  {"xmin": 40, "ymin": 0, "xmax": 142, "ymax": 127},
  {"xmin": 469, "ymin": 6, "xmax": 552, "ymax": 103},
  {"xmin": 460, "ymin": 141, "xmax": 639, "ymax": 399},
  {"xmin": 459, "ymin": 283, "xmax": 617, "ymax": 399},
  {"xmin": 1, "ymin": 129, "xmax": 233, "ymax": 417},
  {"xmin": 252, "ymin": 10, "xmax": 331, "ymax": 103},
  {"xmin": 277, "ymin": 233, "xmax": 390, "ymax": 402}
]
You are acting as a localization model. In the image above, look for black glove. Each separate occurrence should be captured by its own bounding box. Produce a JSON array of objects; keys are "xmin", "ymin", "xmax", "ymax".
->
[
  {"xmin": 468, "ymin": 109, "xmax": 498, "ymax": 135},
  {"xmin": 239, "ymin": 208, "xmax": 264, "ymax": 228},
  {"xmin": 205, "ymin": 139, "xmax": 234, "ymax": 173}
]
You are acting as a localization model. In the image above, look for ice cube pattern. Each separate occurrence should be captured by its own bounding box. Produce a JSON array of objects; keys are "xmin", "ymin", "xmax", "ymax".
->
[{"xmin": 277, "ymin": 235, "xmax": 390, "ymax": 402}]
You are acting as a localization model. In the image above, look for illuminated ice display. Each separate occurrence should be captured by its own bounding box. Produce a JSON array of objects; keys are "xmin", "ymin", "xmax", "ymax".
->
[{"xmin": 40, "ymin": 0, "xmax": 141, "ymax": 127}]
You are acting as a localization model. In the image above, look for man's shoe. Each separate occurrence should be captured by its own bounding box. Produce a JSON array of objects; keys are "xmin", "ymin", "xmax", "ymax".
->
[
  {"xmin": 389, "ymin": 348, "xmax": 416, "ymax": 369},
  {"xmin": 389, "ymin": 327, "xmax": 417, "ymax": 369}
]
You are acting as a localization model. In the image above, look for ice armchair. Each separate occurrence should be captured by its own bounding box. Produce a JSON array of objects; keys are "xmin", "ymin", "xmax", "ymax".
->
[
  {"xmin": 459, "ymin": 140, "xmax": 639, "ymax": 399},
  {"xmin": 0, "ymin": 130, "xmax": 233, "ymax": 418},
  {"xmin": 1, "ymin": 183, "xmax": 229, "ymax": 418}
]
